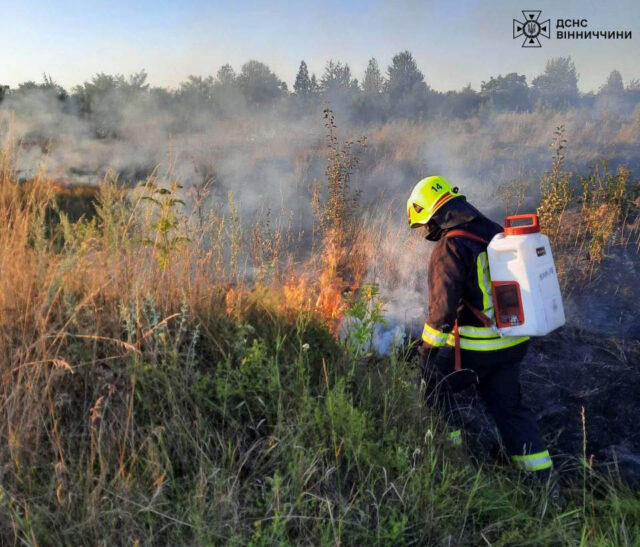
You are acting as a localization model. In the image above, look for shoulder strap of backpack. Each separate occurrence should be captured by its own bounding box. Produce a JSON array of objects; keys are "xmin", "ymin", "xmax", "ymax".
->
[
  {"xmin": 444, "ymin": 229, "xmax": 489, "ymax": 245},
  {"xmin": 461, "ymin": 299, "xmax": 494, "ymax": 328},
  {"xmin": 444, "ymin": 229, "xmax": 495, "ymax": 330}
]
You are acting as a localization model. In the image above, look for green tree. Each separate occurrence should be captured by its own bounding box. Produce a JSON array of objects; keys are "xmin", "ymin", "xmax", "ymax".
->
[
  {"xmin": 321, "ymin": 60, "xmax": 357, "ymax": 93},
  {"xmin": 626, "ymin": 78, "xmax": 640, "ymax": 105},
  {"xmin": 480, "ymin": 72, "xmax": 531, "ymax": 111},
  {"xmin": 310, "ymin": 74, "xmax": 320, "ymax": 94},
  {"xmin": 212, "ymin": 64, "xmax": 245, "ymax": 116},
  {"xmin": 531, "ymin": 57, "xmax": 579, "ymax": 109},
  {"xmin": 385, "ymin": 50, "xmax": 429, "ymax": 117},
  {"xmin": 71, "ymin": 71, "xmax": 148, "ymax": 138},
  {"xmin": 178, "ymin": 75, "xmax": 215, "ymax": 104},
  {"xmin": 215, "ymin": 64, "xmax": 237, "ymax": 88},
  {"xmin": 237, "ymin": 60, "xmax": 287, "ymax": 107},
  {"xmin": 124, "ymin": 70, "xmax": 149, "ymax": 93},
  {"xmin": 13, "ymin": 74, "xmax": 67, "ymax": 101},
  {"xmin": 362, "ymin": 58, "xmax": 384, "ymax": 95},
  {"xmin": 434, "ymin": 84, "xmax": 481, "ymax": 119},
  {"xmin": 72, "ymin": 71, "xmax": 148, "ymax": 115},
  {"xmin": 599, "ymin": 69, "xmax": 624, "ymax": 95},
  {"xmin": 386, "ymin": 51, "xmax": 427, "ymax": 100},
  {"xmin": 294, "ymin": 60, "xmax": 312, "ymax": 96},
  {"xmin": 149, "ymin": 86, "xmax": 173, "ymax": 109}
]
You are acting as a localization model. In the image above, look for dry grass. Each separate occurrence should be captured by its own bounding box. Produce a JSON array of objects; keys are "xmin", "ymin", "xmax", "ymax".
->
[
  {"xmin": 0, "ymin": 116, "xmax": 639, "ymax": 544},
  {"xmin": 0, "ymin": 111, "xmax": 374, "ymax": 475},
  {"xmin": 536, "ymin": 127, "xmax": 640, "ymax": 292}
]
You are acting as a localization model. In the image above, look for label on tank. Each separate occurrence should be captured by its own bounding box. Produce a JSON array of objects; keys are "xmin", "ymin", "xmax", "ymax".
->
[
  {"xmin": 536, "ymin": 246, "xmax": 546, "ymax": 256},
  {"xmin": 539, "ymin": 266, "xmax": 554, "ymax": 281}
]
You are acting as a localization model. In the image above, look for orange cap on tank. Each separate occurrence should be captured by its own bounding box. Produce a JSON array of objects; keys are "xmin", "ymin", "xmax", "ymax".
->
[{"xmin": 504, "ymin": 214, "xmax": 540, "ymax": 236}]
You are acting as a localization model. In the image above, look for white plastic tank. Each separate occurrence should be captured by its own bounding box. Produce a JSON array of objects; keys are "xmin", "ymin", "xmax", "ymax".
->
[{"xmin": 487, "ymin": 214, "xmax": 565, "ymax": 337}]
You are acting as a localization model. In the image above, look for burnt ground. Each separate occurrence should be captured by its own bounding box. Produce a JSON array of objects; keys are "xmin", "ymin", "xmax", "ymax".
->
[
  {"xmin": 448, "ymin": 327, "xmax": 640, "ymax": 487},
  {"xmin": 442, "ymin": 247, "xmax": 640, "ymax": 486},
  {"xmin": 527, "ymin": 246, "xmax": 640, "ymax": 485},
  {"xmin": 524, "ymin": 329, "xmax": 640, "ymax": 485}
]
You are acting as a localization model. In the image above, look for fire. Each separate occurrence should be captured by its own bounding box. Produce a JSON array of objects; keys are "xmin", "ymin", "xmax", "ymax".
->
[
  {"xmin": 314, "ymin": 235, "xmax": 350, "ymax": 331},
  {"xmin": 283, "ymin": 273, "xmax": 312, "ymax": 313},
  {"xmin": 224, "ymin": 227, "xmax": 369, "ymax": 336},
  {"xmin": 280, "ymin": 240, "xmax": 350, "ymax": 333}
]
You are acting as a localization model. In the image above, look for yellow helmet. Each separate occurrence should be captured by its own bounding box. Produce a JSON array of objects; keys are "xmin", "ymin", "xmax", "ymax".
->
[{"xmin": 406, "ymin": 175, "xmax": 463, "ymax": 228}]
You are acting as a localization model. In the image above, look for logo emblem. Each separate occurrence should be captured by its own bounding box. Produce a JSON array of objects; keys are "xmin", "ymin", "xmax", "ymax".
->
[{"xmin": 513, "ymin": 10, "xmax": 550, "ymax": 47}]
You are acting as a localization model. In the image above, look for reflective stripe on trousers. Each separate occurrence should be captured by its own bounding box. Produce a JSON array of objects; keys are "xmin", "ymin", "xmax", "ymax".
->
[
  {"xmin": 511, "ymin": 450, "xmax": 553, "ymax": 472},
  {"xmin": 449, "ymin": 429, "xmax": 462, "ymax": 446}
]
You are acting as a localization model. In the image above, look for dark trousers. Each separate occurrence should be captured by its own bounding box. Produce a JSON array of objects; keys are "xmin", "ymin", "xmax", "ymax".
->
[{"xmin": 419, "ymin": 341, "xmax": 548, "ymax": 457}]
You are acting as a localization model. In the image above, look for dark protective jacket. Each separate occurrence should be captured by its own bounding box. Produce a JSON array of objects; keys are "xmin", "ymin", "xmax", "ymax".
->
[
  {"xmin": 421, "ymin": 198, "xmax": 530, "ymax": 351},
  {"xmin": 418, "ymin": 198, "xmax": 551, "ymax": 474}
]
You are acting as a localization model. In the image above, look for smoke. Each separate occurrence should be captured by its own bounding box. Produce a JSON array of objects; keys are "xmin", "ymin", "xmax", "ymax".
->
[
  {"xmin": 3, "ymin": 78, "xmax": 638, "ymax": 215},
  {"xmin": 371, "ymin": 285, "xmax": 426, "ymax": 355},
  {"xmin": 2, "ymin": 75, "xmax": 639, "ymax": 351}
]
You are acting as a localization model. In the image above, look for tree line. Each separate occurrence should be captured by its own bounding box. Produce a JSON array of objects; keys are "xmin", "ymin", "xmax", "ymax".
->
[{"xmin": 2, "ymin": 52, "xmax": 639, "ymax": 131}]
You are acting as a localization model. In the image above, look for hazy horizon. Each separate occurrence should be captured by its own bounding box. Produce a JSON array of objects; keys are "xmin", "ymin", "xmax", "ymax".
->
[{"xmin": 2, "ymin": 0, "xmax": 639, "ymax": 94}]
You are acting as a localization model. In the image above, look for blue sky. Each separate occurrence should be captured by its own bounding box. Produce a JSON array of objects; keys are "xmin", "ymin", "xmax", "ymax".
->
[{"xmin": 1, "ymin": 0, "xmax": 638, "ymax": 92}]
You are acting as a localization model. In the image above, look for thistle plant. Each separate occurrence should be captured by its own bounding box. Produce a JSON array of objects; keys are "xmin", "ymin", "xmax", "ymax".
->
[
  {"xmin": 140, "ymin": 179, "xmax": 190, "ymax": 269},
  {"xmin": 343, "ymin": 282, "xmax": 387, "ymax": 360},
  {"xmin": 537, "ymin": 125, "xmax": 573, "ymax": 243}
]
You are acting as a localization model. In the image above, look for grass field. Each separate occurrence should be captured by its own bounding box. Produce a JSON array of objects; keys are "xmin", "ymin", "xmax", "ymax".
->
[{"xmin": 1, "ymin": 117, "xmax": 639, "ymax": 545}]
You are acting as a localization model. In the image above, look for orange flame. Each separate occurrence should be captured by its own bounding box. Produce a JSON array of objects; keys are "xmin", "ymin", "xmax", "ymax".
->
[{"xmin": 224, "ymin": 227, "xmax": 369, "ymax": 336}]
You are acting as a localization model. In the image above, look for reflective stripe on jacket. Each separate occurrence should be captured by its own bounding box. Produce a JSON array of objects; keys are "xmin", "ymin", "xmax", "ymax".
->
[{"xmin": 422, "ymin": 219, "xmax": 529, "ymax": 352}]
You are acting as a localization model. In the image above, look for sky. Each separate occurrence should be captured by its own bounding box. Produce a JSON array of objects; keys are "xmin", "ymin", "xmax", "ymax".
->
[{"xmin": 1, "ymin": 0, "xmax": 639, "ymax": 93}]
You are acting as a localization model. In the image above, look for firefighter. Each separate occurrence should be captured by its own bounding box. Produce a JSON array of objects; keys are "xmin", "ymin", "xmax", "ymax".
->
[{"xmin": 407, "ymin": 175, "xmax": 552, "ymax": 478}]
